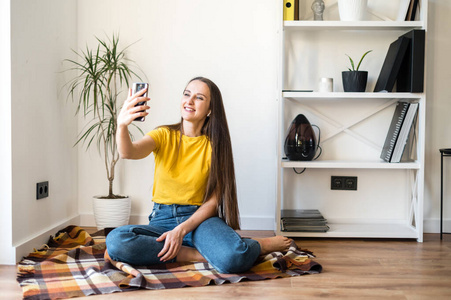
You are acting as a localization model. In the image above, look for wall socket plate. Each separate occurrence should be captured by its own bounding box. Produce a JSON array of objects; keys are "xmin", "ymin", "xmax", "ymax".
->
[
  {"xmin": 331, "ymin": 176, "xmax": 357, "ymax": 191},
  {"xmin": 36, "ymin": 181, "xmax": 49, "ymax": 199}
]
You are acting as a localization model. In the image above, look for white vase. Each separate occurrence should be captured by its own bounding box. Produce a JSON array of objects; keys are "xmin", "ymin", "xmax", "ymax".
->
[
  {"xmin": 93, "ymin": 196, "xmax": 131, "ymax": 230},
  {"xmin": 338, "ymin": 0, "xmax": 368, "ymax": 21}
]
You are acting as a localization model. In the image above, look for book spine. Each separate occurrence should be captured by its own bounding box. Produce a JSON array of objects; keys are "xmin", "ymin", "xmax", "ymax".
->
[
  {"xmin": 380, "ymin": 102, "xmax": 410, "ymax": 162},
  {"xmin": 410, "ymin": 0, "xmax": 420, "ymax": 21},
  {"xmin": 390, "ymin": 103, "xmax": 419, "ymax": 163}
]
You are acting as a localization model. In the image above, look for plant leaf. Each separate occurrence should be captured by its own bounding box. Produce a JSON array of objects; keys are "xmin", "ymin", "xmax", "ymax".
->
[
  {"xmin": 345, "ymin": 54, "xmax": 355, "ymax": 71},
  {"xmin": 356, "ymin": 50, "xmax": 372, "ymax": 71}
]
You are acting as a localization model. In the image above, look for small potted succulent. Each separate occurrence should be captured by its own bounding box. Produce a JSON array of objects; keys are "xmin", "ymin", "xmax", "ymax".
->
[{"xmin": 342, "ymin": 50, "xmax": 372, "ymax": 92}]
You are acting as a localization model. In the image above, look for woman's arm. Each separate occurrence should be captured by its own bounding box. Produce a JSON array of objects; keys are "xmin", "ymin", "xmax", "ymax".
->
[
  {"xmin": 156, "ymin": 194, "xmax": 219, "ymax": 262},
  {"xmin": 117, "ymin": 87, "xmax": 156, "ymax": 159}
]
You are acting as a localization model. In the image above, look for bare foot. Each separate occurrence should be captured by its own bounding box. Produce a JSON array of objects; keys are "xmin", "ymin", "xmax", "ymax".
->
[
  {"xmin": 104, "ymin": 248, "xmax": 116, "ymax": 263},
  {"xmin": 254, "ymin": 236, "xmax": 293, "ymax": 255},
  {"xmin": 176, "ymin": 246, "xmax": 207, "ymax": 263}
]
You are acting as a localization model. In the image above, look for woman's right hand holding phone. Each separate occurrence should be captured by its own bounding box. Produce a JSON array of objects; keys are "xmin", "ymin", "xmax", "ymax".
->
[{"xmin": 117, "ymin": 87, "xmax": 150, "ymax": 128}]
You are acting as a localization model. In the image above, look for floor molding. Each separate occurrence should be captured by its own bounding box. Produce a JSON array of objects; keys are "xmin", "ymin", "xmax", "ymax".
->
[
  {"xmin": 14, "ymin": 215, "xmax": 80, "ymax": 263},
  {"xmin": 77, "ymin": 214, "xmax": 451, "ymax": 234}
]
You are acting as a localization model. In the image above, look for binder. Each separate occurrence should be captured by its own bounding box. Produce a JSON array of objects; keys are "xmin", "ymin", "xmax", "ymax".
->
[
  {"xmin": 374, "ymin": 36, "xmax": 410, "ymax": 93},
  {"xmin": 397, "ymin": 30, "xmax": 425, "ymax": 93},
  {"xmin": 397, "ymin": 0, "xmax": 411, "ymax": 21},
  {"xmin": 407, "ymin": 0, "xmax": 420, "ymax": 21},
  {"xmin": 380, "ymin": 102, "xmax": 410, "ymax": 162},
  {"xmin": 390, "ymin": 103, "xmax": 418, "ymax": 163},
  {"xmin": 283, "ymin": 0, "xmax": 299, "ymax": 21}
]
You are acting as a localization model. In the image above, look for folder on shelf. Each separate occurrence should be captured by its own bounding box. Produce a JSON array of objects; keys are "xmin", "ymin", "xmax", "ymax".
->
[
  {"xmin": 374, "ymin": 36, "xmax": 410, "ymax": 93},
  {"xmin": 407, "ymin": 0, "xmax": 420, "ymax": 21},
  {"xmin": 283, "ymin": 0, "xmax": 299, "ymax": 21},
  {"xmin": 380, "ymin": 102, "xmax": 418, "ymax": 163},
  {"xmin": 380, "ymin": 102, "xmax": 410, "ymax": 162},
  {"xmin": 390, "ymin": 103, "xmax": 418, "ymax": 162},
  {"xmin": 400, "ymin": 110, "xmax": 418, "ymax": 162},
  {"xmin": 397, "ymin": 30, "xmax": 425, "ymax": 93},
  {"xmin": 397, "ymin": 0, "xmax": 411, "ymax": 21}
]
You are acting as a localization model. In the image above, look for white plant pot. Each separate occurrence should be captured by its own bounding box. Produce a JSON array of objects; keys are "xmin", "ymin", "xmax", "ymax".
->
[
  {"xmin": 93, "ymin": 196, "xmax": 131, "ymax": 230},
  {"xmin": 338, "ymin": 0, "xmax": 368, "ymax": 21}
]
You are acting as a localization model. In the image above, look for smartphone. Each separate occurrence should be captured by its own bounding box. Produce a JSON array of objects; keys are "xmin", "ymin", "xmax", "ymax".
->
[{"xmin": 132, "ymin": 82, "xmax": 149, "ymax": 122}]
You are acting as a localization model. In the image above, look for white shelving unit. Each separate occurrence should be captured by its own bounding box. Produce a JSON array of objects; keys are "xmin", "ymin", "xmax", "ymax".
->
[{"xmin": 276, "ymin": 1, "xmax": 427, "ymax": 242}]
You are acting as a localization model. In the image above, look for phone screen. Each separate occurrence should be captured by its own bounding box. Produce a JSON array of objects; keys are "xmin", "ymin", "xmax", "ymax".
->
[{"xmin": 132, "ymin": 83, "xmax": 149, "ymax": 122}]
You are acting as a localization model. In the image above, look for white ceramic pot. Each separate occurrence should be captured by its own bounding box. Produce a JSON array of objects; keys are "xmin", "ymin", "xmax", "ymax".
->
[
  {"xmin": 93, "ymin": 196, "xmax": 131, "ymax": 230},
  {"xmin": 338, "ymin": 0, "xmax": 368, "ymax": 21}
]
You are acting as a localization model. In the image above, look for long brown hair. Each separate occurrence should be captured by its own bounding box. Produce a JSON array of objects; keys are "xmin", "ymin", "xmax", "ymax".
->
[{"xmin": 161, "ymin": 77, "xmax": 240, "ymax": 230}]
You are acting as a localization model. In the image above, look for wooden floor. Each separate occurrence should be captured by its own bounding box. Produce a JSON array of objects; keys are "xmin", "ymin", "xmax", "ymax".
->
[{"xmin": 2, "ymin": 231, "xmax": 451, "ymax": 299}]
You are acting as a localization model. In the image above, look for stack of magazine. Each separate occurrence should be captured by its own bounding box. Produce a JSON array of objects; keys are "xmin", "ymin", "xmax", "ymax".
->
[{"xmin": 281, "ymin": 209, "xmax": 329, "ymax": 232}]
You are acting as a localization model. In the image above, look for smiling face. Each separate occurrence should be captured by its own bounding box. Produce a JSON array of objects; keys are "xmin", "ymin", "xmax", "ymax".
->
[{"xmin": 181, "ymin": 80, "xmax": 211, "ymax": 126}]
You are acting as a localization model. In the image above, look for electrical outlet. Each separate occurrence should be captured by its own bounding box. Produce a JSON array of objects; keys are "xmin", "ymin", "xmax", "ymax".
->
[
  {"xmin": 344, "ymin": 177, "xmax": 358, "ymax": 190},
  {"xmin": 331, "ymin": 176, "xmax": 357, "ymax": 191},
  {"xmin": 36, "ymin": 181, "xmax": 49, "ymax": 199},
  {"xmin": 331, "ymin": 176, "xmax": 344, "ymax": 190}
]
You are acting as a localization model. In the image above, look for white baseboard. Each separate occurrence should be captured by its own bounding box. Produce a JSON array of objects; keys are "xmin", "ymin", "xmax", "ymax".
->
[
  {"xmin": 423, "ymin": 218, "xmax": 451, "ymax": 233},
  {"xmin": 14, "ymin": 215, "xmax": 80, "ymax": 264},
  {"xmin": 76, "ymin": 214, "xmax": 451, "ymax": 235},
  {"xmin": 240, "ymin": 216, "xmax": 275, "ymax": 231}
]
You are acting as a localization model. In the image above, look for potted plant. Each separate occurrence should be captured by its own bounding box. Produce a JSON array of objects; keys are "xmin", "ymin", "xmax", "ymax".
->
[
  {"xmin": 64, "ymin": 34, "xmax": 145, "ymax": 229},
  {"xmin": 342, "ymin": 50, "xmax": 372, "ymax": 92}
]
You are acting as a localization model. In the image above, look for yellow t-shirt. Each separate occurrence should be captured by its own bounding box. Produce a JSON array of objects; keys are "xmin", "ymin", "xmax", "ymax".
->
[{"xmin": 147, "ymin": 127, "xmax": 212, "ymax": 206}]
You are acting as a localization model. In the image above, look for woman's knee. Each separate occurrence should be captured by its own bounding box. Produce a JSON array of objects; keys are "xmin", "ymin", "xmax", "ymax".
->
[{"xmin": 105, "ymin": 226, "xmax": 134, "ymax": 260}]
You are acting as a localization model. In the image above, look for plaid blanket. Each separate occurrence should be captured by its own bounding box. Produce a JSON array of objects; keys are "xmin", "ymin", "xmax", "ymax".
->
[{"xmin": 17, "ymin": 226, "xmax": 322, "ymax": 299}]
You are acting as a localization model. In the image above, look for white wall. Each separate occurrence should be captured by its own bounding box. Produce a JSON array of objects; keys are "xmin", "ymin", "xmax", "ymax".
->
[
  {"xmin": 76, "ymin": 0, "xmax": 279, "ymax": 229},
  {"xmin": 10, "ymin": 0, "xmax": 79, "ymax": 261},
  {"xmin": 3, "ymin": 1, "xmax": 451, "ymax": 264},
  {"xmin": 0, "ymin": 0, "xmax": 15, "ymax": 264},
  {"xmin": 74, "ymin": 0, "xmax": 451, "ymax": 231},
  {"xmin": 424, "ymin": 0, "xmax": 451, "ymax": 232}
]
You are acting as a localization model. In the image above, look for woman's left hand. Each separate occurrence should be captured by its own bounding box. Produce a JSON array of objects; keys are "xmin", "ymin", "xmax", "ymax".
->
[{"xmin": 156, "ymin": 227, "xmax": 185, "ymax": 262}]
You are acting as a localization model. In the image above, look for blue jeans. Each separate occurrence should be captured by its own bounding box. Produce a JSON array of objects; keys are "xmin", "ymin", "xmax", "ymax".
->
[{"xmin": 105, "ymin": 203, "xmax": 261, "ymax": 273}]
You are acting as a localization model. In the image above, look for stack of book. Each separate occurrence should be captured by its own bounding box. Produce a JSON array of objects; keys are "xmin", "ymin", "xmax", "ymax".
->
[
  {"xmin": 380, "ymin": 101, "xmax": 418, "ymax": 163},
  {"xmin": 281, "ymin": 209, "xmax": 329, "ymax": 232}
]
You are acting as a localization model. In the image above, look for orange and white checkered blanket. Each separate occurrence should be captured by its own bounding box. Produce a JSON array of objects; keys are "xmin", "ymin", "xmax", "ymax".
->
[{"xmin": 17, "ymin": 226, "xmax": 322, "ymax": 299}]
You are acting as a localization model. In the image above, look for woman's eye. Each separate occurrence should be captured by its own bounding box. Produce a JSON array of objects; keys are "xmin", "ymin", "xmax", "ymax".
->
[
  {"xmin": 184, "ymin": 93, "xmax": 190, "ymax": 97},
  {"xmin": 197, "ymin": 96, "xmax": 204, "ymax": 100}
]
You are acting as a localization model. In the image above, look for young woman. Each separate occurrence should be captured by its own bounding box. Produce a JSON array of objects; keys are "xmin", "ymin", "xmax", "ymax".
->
[{"xmin": 105, "ymin": 77, "xmax": 291, "ymax": 274}]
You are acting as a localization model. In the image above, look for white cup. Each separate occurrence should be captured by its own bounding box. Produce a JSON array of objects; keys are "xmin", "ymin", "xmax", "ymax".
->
[{"xmin": 318, "ymin": 78, "xmax": 333, "ymax": 92}]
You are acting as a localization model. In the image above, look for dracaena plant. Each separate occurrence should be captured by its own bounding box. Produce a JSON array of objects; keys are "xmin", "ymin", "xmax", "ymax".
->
[
  {"xmin": 64, "ymin": 34, "xmax": 145, "ymax": 198},
  {"xmin": 346, "ymin": 50, "xmax": 372, "ymax": 71}
]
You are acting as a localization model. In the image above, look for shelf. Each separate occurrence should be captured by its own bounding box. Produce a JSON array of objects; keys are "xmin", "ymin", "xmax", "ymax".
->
[
  {"xmin": 277, "ymin": 1, "xmax": 426, "ymax": 241},
  {"xmin": 277, "ymin": 223, "xmax": 418, "ymax": 239},
  {"xmin": 281, "ymin": 159, "xmax": 420, "ymax": 170},
  {"xmin": 284, "ymin": 21, "xmax": 425, "ymax": 31},
  {"xmin": 282, "ymin": 91, "xmax": 422, "ymax": 100}
]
